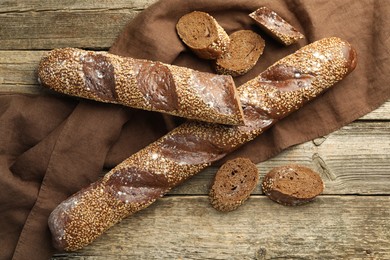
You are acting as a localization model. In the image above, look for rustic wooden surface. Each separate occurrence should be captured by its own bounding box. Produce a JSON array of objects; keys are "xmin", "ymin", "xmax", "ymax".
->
[{"xmin": 1, "ymin": 1, "xmax": 389, "ymax": 259}]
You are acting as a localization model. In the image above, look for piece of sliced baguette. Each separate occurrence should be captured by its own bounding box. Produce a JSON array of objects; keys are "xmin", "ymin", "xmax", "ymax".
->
[
  {"xmin": 176, "ymin": 11, "xmax": 230, "ymax": 59},
  {"xmin": 262, "ymin": 164, "xmax": 324, "ymax": 206},
  {"xmin": 209, "ymin": 157, "xmax": 259, "ymax": 212},
  {"xmin": 249, "ymin": 6, "xmax": 304, "ymax": 45},
  {"xmin": 214, "ymin": 30, "xmax": 265, "ymax": 77}
]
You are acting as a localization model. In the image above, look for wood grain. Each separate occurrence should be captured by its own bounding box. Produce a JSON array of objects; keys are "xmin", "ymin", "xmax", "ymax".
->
[
  {"xmin": 169, "ymin": 122, "xmax": 390, "ymax": 196},
  {"xmin": 51, "ymin": 196, "xmax": 390, "ymax": 260},
  {"xmin": 0, "ymin": 0, "xmax": 157, "ymax": 50},
  {"xmin": 0, "ymin": 51, "xmax": 43, "ymax": 89}
]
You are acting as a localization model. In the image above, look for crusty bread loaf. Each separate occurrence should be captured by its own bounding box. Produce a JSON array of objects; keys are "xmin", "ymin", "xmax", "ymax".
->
[
  {"xmin": 214, "ymin": 30, "xmax": 265, "ymax": 77},
  {"xmin": 262, "ymin": 164, "xmax": 324, "ymax": 205},
  {"xmin": 48, "ymin": 37, "xmax": 357, "ymax": 251},
  {"xmin": 176, "ymin": 11, "xmax": 230, "ymax": 59},
  {"xmin": 209, "ymin": 158, "xmax": 259, "ymax": 212},
  {"xmin": 249, "ymin": 7, "xmax": 304, "ymax": 46},
  {"xmin": 37, "ymin": 48, "xmax": 244, "ymax": 125}
]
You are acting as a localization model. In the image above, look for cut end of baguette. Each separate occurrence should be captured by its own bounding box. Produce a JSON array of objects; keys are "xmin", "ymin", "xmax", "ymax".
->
[
  {"xmin": 214, "ymin": 30, "xmax": 265, "ymax": 77},
  {"xmin": 249, "ymin": 6, "xmax": 304, "ymax": 46},
  {"xmin": 176, "ymin": 11, "xmax": 230, "ymax": 59},
  {"xmin": 262, "ymin": 164, "xmax": 324, "ymax": 206},
  {"xmin": 209, "ymin": 158, "xmax": 259, "ymax": 212}
]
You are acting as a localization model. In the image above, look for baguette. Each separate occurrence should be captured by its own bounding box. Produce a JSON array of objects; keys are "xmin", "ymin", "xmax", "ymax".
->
[
  {"xmin": 37, "ymin": 48, "xmax": 244, "ymax": 125},
  {"xmin": 48, "ymin": 37, "xmax": 357, "ymax": 251}
]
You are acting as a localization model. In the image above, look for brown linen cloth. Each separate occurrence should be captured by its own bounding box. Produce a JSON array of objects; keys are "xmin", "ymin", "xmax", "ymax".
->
[{"xmin": 1, "ymin": 0, "xmax": 389, "ymax": 259}]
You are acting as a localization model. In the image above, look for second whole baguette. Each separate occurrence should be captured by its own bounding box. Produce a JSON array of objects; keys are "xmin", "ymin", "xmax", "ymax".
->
[
  {"xmin": 48, "ymin": 37, "xmax": 357, "ymax": 251},
  {"xmin": 38, "ymin": 48, "xmax": 244, "ymax": 125}
]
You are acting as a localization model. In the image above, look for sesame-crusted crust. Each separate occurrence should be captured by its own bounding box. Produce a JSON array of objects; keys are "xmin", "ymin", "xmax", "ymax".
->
[
  {"xmin": 48, "ymin": 37, "xmax": 357, "ymax": 251},
  {"xmin": 176, "ymin": 11, "xmax": 230, "ymax": 59},
  {"xmin": 38, "ymin": 48, "xmax": 244, "ymax": 125}
]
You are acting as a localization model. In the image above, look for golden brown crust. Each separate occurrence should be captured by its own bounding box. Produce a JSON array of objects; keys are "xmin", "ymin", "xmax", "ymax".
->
[
  {"xmin": 48, "ymin": 37, "xmax": 357, "ymax": 251},
  {"xmin": 38, "ymin": 48, "xmax": 244, "ymax": 125}
]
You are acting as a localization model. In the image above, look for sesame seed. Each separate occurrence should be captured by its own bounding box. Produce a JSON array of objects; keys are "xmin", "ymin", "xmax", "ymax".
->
[{"xmin": 37, "ymin": 48, "xmax": 243, "ymax": 125}]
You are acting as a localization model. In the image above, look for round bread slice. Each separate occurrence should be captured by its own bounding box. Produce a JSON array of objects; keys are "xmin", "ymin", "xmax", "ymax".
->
[
  {"xmin": 262, "ymin": 165, "xmax": 324, "ymax": 206},
  {"xmin": 209, "ymin": 158, "xmax": 259, "ymax": 212},
  {"xmin": 176, "ymin": 11, "xmax": 230, "ymax": 60},
  {"xmin": 214, "ymin": 30, "xmax": 265, "ymax": 77}
]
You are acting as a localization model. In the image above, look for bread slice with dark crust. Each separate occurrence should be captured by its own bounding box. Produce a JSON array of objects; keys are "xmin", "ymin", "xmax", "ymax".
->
[
  {"xmin": 214, "ymin": 30, "xmax": 265, "ymax": 77},
  {"xmin": 176, "ymin": 11, "xmax": 230, "ymax": 60},
  {"xmin": 209, "ymin": 158, "xmax": 259, "ymax": 212},
  {"xmin": 262, "ymin": 164, "xmax": 324, "ymax": 206},
  {"xmin": 249, "ymin": 7, "xmax": 304, "ymax": 46}
]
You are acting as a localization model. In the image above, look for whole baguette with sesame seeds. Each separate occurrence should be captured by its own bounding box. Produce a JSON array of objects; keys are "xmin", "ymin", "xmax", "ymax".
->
[
  {"xmin": 37, "ymin": 48, "xmax": 244, "ymax": 125},
  {"xmin": 249, "ymin": 7, "xmax": 304, "ymax": 46},
  {"xmin": 176, "ymin": 11, "xmax": 230, "ymax": 60},
  {"xmin": 48, "ymin": 37, "xmax": 357, "ymax": 251}
]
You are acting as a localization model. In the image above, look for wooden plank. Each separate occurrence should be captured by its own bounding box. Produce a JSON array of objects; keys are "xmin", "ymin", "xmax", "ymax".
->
[
  {"xmin": 0, "ymin": 0, "xmax": 158, "ymax": 50},
  {"xmin": 0, "ymin": 0, "xmax": 156, "ymax": 12},
  {"xmin": 313, "ymin": 121, "xmax": 390, "ymax": 194},
  {"xmin": 0, "ymin": 51, "xmax": 44, "ymax": 87},
  {"xmin": 0, "ymin": 84, "xmax": 45, "ymax": 94},
  {"xmin": 360, "ymin": 101, "xmax": 390, "ymax": 120},
  {"xmin": 170, "ymin": 121, "xmax": 390, "ymax": 196},
  {"xmin": 51, "ymin": 195, "xmax": 390, "ymax": 259}
]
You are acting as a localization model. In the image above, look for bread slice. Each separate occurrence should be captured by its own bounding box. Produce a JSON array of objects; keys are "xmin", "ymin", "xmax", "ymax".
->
[
  {"xmin": 209, "ymin": 158, "xmax": 259, "ymax": 212},
  {"xmin": 214, "ymin": 30, "xmax": 265, "ymax": 77},
  {"xmin": 176, "ymin": 11, "xmax": 230, "ymax": 60},
  {"xmin": 249, "ymin": 7, "xmax": 304, "ymax": 46},
  {"xmin": 262, "ymin": 165, "xmax": 324, "ymax": 206}
]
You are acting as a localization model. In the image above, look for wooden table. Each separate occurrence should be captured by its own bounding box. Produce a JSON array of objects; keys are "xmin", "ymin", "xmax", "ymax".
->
[{"xmin": 1, "ymin": 1, "xmax": 389, "ymax": 259}]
